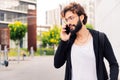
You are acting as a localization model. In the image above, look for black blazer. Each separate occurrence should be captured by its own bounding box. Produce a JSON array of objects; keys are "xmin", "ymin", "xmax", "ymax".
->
[{"xmin": 54, "ymin": 29, "xmax": 119, "ymax": 80}]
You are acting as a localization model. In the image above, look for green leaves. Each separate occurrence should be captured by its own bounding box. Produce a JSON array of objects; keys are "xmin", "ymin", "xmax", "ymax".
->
[
  {"xmin": 8, "ymin": 21, "xmax": 27, "ymax": 41},
  {"xmin": 41, "ymin": 24, "xmax": 93, "ymax": 47},
  {"xmin": 86, "ymin": 23, "xmax": 94, "ymax": 29},
  {"xmin": 41, "ymin": 25, "xmax": 61, "ymax": 47}
]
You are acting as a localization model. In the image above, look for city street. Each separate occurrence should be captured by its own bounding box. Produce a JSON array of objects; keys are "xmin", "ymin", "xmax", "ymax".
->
[
  {"xmin": 0, "ymin": 56, "xmax": 65, "ymax": 80},
  {"xmin": 0, "ymin": 56, "xmax": 119, "ymax": 80}
]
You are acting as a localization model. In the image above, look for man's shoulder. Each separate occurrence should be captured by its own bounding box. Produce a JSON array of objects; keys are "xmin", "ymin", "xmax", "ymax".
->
[
  {"xmin": 88, "ymin": 28, "xmax": 99, "ymax": 34},
  {"xmin": 88, "ymin": 29, "xmax": 107, "ymax": 39},
  {"xmin": 88, "ymin": 28, "xmax": 105, "ymax": 35}
]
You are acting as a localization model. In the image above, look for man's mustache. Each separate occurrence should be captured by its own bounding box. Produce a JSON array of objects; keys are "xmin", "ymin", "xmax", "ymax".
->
[{"xmin": 68, "ymin": 24, "xmax": 76, "ymax": 27}]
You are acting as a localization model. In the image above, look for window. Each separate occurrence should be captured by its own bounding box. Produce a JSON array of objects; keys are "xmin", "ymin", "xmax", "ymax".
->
[{"xmin": 0, "ymin": 12, "xmax": 4, "ymax": 21}]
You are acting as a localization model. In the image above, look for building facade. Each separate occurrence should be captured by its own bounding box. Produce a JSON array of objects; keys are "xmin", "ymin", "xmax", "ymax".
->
[
  {"xmin": 0, "ymin": 0, "xmax": 36, "ymax": 27},
  {"xmin": 46, "ymin": 7, "xmax": 61, "ymax": 26},
  {"xmin": 0, "ymin": 0, "xmax": 36, "ymax": 48}
]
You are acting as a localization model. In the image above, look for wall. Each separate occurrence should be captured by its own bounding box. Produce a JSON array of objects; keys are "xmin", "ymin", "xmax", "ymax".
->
[{"xmin": 95, "ymin": 0, "xmax": 120, "ymax": 66}]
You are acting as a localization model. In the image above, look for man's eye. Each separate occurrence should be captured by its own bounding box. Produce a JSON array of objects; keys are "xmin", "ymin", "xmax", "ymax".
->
[{"xmin": 69, "ymin": 17, "xmax": 74, "ymax": 20}]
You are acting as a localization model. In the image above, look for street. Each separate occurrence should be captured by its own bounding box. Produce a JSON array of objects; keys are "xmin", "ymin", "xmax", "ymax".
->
[
  {"xmin": 0, "ymin": 56, "xmax": 65, "ymax": 80},
  {"xmin": 0, "ymin": 56, "xmax": 119, "ymax": 80}
]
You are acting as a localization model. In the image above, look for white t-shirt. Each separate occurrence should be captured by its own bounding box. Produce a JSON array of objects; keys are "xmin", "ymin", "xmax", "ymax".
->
[{"xmin": 71, "ymin": 37, "xmax": 97, "ymax": 80}]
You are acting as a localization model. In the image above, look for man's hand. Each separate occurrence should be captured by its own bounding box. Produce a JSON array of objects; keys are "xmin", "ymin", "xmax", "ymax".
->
[{"xmin": 60, "ymin": 25, "xmax": 71, "ymax": 41}]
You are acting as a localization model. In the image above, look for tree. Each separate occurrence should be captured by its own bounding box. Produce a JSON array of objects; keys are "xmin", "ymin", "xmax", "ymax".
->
[
  {"xmin": 49, "ymin": 25, "xmax": 61, "ymax": 45},
  {"xmin": 8, "ymin": 21, "xmax": 27, "ymax": 45},
  {"xmin": 41, "ymin": 25, "xmax": 61, "ymax": 47},
  {"xmin": 8, "ymin": 21, "xmax": 27, "ymax": 63},
  {"xmin": 41, "ymin": 31, "xmax": 50, "ymax": 47}
]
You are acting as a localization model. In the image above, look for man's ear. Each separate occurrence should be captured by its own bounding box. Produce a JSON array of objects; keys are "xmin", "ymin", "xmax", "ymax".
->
[{"xmin": 80, "ymin": 15, "xmax": 84, "ymax": 22}]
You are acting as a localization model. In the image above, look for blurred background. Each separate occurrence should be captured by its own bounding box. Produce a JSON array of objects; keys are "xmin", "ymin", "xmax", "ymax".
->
[
  {"xmin": 0, "ymin": 0, "xmax": 120, "ymax": 80},
  {"xmin": 0, "ymin": 0, "xmax": 120, "ymax": 63}
]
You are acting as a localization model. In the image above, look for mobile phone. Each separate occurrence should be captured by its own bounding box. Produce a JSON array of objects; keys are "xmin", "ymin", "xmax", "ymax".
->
[{"xmin": 65, "ymin": 25, "xmax": 70, "ymax": 34}]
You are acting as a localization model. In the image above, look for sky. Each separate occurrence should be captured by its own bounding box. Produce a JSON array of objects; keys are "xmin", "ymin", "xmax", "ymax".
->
[{"xmin": 37, "ymin": 0, "xmax": 75, "ymax": 25}]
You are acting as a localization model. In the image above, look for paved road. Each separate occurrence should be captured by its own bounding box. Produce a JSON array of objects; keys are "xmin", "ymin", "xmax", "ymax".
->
[
  {"xmin": 0, "ymin": 56, "xmax": 65, "ymax": 80},
  {"xmin": 0, "ymin": 56, "xmax": 119, "ymax": 80}
]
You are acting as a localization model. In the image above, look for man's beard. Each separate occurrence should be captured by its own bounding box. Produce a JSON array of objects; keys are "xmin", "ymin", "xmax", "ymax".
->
[{"xmin": 71, "ymin": 18, "xmax": 82, "ymax": 34}]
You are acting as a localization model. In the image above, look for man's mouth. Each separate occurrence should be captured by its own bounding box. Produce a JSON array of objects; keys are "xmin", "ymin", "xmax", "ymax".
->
[{"xmin": 69, "ymin": 24, "xmax": 76, "ymax": 31}]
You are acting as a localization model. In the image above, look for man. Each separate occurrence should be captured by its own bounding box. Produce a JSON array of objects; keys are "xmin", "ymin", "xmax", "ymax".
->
[{"xmin": 54, "ymin": 2, "xmax": 119, "ymax": 80}]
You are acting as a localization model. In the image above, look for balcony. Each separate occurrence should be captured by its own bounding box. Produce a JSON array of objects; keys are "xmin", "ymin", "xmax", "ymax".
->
[
  {"xmin": 0, "ymin": 16, "xmax": 27, "ymax": 25},
  {"xmin": 20, "ymin": 0, "xmax": 36, "ymax": 4},
  {"xmin": 0, "ymin": 8, "xmax": 27, "ymax": 14}
]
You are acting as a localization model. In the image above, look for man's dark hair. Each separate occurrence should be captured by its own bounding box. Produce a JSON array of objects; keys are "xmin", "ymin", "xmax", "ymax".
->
[{"xmin": 61, "ymin": 2, "xmax": 88, "ymax": 25}]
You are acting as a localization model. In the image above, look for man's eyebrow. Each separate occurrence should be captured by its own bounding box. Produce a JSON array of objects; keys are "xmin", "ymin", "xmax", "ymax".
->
[{"xmin": 66, "ymin": 15, "xmax": 73, "ymax": 19}]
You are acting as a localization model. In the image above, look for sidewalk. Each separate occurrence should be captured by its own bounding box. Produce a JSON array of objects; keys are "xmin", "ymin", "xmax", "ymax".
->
[{"xmin": 0, "ymin": 56, "xmax": 65, "ymax": 80}]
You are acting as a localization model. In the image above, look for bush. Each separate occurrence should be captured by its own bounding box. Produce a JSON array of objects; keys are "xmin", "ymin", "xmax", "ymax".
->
[
  {"xmin": 8, "ymin": 47, "xmax": 54, "ymax": 57},
  {"xmin": 8, "ymin": 48, "xmax": 18, "ymax": 56},
  {"xmin": 39, "ymin": 48, "xmax": 54, "ymax": 55},
  {"xmin": 8, "ymin": 48, "xmax": 29, "ymax": 57}
]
